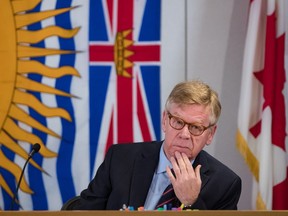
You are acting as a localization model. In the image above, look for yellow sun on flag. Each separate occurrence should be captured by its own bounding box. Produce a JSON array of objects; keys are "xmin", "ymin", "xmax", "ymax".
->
[{"xmin": 0, "ymin": 0, "xmax": 80, "ymax": 201}]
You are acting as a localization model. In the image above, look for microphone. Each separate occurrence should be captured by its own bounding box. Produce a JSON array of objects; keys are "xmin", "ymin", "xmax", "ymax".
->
[
  {"xmin": 29, "ymin": 143, "xmax": 41, "ymax": 157},
  {"xmin": 10, "ymin": 143, "xmax": 41, "ymax": 210}
]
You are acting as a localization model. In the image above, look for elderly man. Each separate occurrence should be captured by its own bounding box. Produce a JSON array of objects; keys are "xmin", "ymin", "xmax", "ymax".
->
[{"xmin": 70, "ymin": 80, "xmax": 241, "ymax": 210}]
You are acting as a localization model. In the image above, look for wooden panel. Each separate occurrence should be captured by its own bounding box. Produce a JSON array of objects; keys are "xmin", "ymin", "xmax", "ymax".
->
[{"xmin": 1, "ymin": 211, "xmax": 288, "ymax": 216}]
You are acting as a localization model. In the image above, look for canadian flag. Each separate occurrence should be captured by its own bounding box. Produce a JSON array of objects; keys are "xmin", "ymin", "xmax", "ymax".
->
[{"xmin": 236, "ymin": 0, "xmax": 288, "ymax": 210}]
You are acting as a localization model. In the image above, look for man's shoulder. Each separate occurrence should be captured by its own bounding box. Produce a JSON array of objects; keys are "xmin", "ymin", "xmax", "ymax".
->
[{"xmin": 198, "ymin": 150, "xmax": 240, "ymax": 179}]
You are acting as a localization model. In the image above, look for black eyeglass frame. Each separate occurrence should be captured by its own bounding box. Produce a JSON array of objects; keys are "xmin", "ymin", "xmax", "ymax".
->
[{"xmin": 167, "ymin": 111, "xmax": 215, "ymax": 136}]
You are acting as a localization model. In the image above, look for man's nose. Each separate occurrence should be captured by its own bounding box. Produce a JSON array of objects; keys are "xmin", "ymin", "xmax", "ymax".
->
[{"xmin": 179, "ymin": 124, "xmax": 191, "ymax": 138}]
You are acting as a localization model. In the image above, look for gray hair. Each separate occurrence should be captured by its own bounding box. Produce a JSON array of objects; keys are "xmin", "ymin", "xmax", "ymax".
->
[{"xmin": 165, "ymin": 80, "xmax": 221, "ymax": 125}]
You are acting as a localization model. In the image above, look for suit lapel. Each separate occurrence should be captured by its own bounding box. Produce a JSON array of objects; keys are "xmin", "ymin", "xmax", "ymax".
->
[
  {"xmin": 128, "ymin": 142, "xmax": 162, "ymax": 208},
  {"xmin": 193, "ymin": 151, "xmax": 210, "ymax": 190}
]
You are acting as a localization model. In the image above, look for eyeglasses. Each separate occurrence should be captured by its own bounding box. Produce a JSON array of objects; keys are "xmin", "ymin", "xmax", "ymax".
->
[{"xmin": 167, "ymin": 112, "xmax": 214, "ymax": 136}]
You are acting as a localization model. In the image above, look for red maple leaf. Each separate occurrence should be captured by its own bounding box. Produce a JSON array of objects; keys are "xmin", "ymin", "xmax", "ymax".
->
[{"xmin": 249, "ymin": 13, "xmax": 287, "ymax": 152}]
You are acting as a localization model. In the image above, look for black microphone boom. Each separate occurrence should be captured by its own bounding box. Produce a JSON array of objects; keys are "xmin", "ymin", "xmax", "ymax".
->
[{"xmin": 10, "ymin": 143, "xmax": 41, "ymax": 210}]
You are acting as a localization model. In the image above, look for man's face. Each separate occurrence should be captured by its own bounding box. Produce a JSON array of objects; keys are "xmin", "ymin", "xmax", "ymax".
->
[{"xmin": 162, "ymin": 103, "xmax": 216, "ymax": 161}]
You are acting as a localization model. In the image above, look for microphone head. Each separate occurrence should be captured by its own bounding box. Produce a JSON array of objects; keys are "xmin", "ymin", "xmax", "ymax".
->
[{"xmin": 32, "ymin": 143, "xmax": 41, "ymax": 153}]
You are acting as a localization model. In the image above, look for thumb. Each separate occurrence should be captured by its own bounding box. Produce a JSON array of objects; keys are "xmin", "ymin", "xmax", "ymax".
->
[
  {"xmin": 195, "ymin": 164, "xmax": 202, "ymax": 180},
  {"xmin": 166, "ymin": 166, "xmax": 176, "ymax": 183}
]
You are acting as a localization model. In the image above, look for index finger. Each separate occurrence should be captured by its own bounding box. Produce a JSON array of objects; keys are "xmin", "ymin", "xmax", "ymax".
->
[
  {"xmin": 181, "ymin": 152, "xmax": 194, "ymax": 172},
  {"xmin": 174, "ymin": 151, "xmax": 188, "ymax": 173}
]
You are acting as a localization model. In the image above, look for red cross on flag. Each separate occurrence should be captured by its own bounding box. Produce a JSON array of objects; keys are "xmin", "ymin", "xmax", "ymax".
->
[{"xmin": 237, "ymin": 0, "xmax": 288, "ymax": 210}]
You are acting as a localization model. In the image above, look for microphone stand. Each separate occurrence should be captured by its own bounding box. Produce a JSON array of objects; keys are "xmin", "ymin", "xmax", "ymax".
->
[{"xmin": 10, "ymin": 144, "xmax": 41, "ymax": 210}]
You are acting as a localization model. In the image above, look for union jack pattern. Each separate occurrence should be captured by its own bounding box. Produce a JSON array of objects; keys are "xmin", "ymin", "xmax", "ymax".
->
[{"xmin": 0, "ymin": 0, "xmax": 161, "ymax": 210}]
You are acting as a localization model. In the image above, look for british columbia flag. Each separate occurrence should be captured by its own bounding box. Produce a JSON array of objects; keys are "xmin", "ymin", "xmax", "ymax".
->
[
  {"xmin": 0, "ymin": 0, "xmax": 161, "ymax": 210},
  {"xmin": 88, "ymin": 0, "xmax": 161, "ymax": 176}
]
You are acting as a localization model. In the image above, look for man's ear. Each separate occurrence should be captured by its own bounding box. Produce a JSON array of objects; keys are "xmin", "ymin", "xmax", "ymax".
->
[
  {"xmin": 206, "ymin": 125, "xmax": 217, "ymax": 145},
  {"xmin": 161, "ymin": 111, "xmax": 167, "ymax": 132}
]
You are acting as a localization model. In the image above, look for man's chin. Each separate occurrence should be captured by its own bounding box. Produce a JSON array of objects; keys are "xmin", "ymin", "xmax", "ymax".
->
[{"xmin": 172, "ymin": 148, "xmax": 193, "ymax": 159}]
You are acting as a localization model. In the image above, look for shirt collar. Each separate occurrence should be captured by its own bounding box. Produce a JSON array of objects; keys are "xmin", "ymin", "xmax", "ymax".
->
[{"xmin": 156, "ymin": 142, "xmax": 172, "ymax": 174}]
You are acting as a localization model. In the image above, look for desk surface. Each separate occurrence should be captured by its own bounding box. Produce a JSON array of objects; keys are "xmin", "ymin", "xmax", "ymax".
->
[{"xmin": 1, "ymin": 211, "xmax": 288, "ymax": 216}]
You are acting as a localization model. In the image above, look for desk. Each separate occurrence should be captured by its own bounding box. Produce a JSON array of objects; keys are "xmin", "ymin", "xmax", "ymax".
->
[{"xmin": 1, "ymin": 211, "xmax": 288, "ymax": 216}]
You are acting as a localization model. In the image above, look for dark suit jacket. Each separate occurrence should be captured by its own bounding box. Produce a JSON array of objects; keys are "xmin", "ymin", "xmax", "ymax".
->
[{"xmin": 74, "ymin": 141, "xmax": 241, "ymax": 210}]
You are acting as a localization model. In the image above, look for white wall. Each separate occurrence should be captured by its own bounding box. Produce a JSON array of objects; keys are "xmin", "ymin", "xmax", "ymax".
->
[{"xmin": 161, "ymin": 0, "xmax": 252, "ymax": 209}]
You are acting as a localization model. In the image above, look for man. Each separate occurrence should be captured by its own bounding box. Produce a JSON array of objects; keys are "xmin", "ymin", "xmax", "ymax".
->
[{"xmin": 72, "ymin": 80, "xmax": 241, "ymax": 210}]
